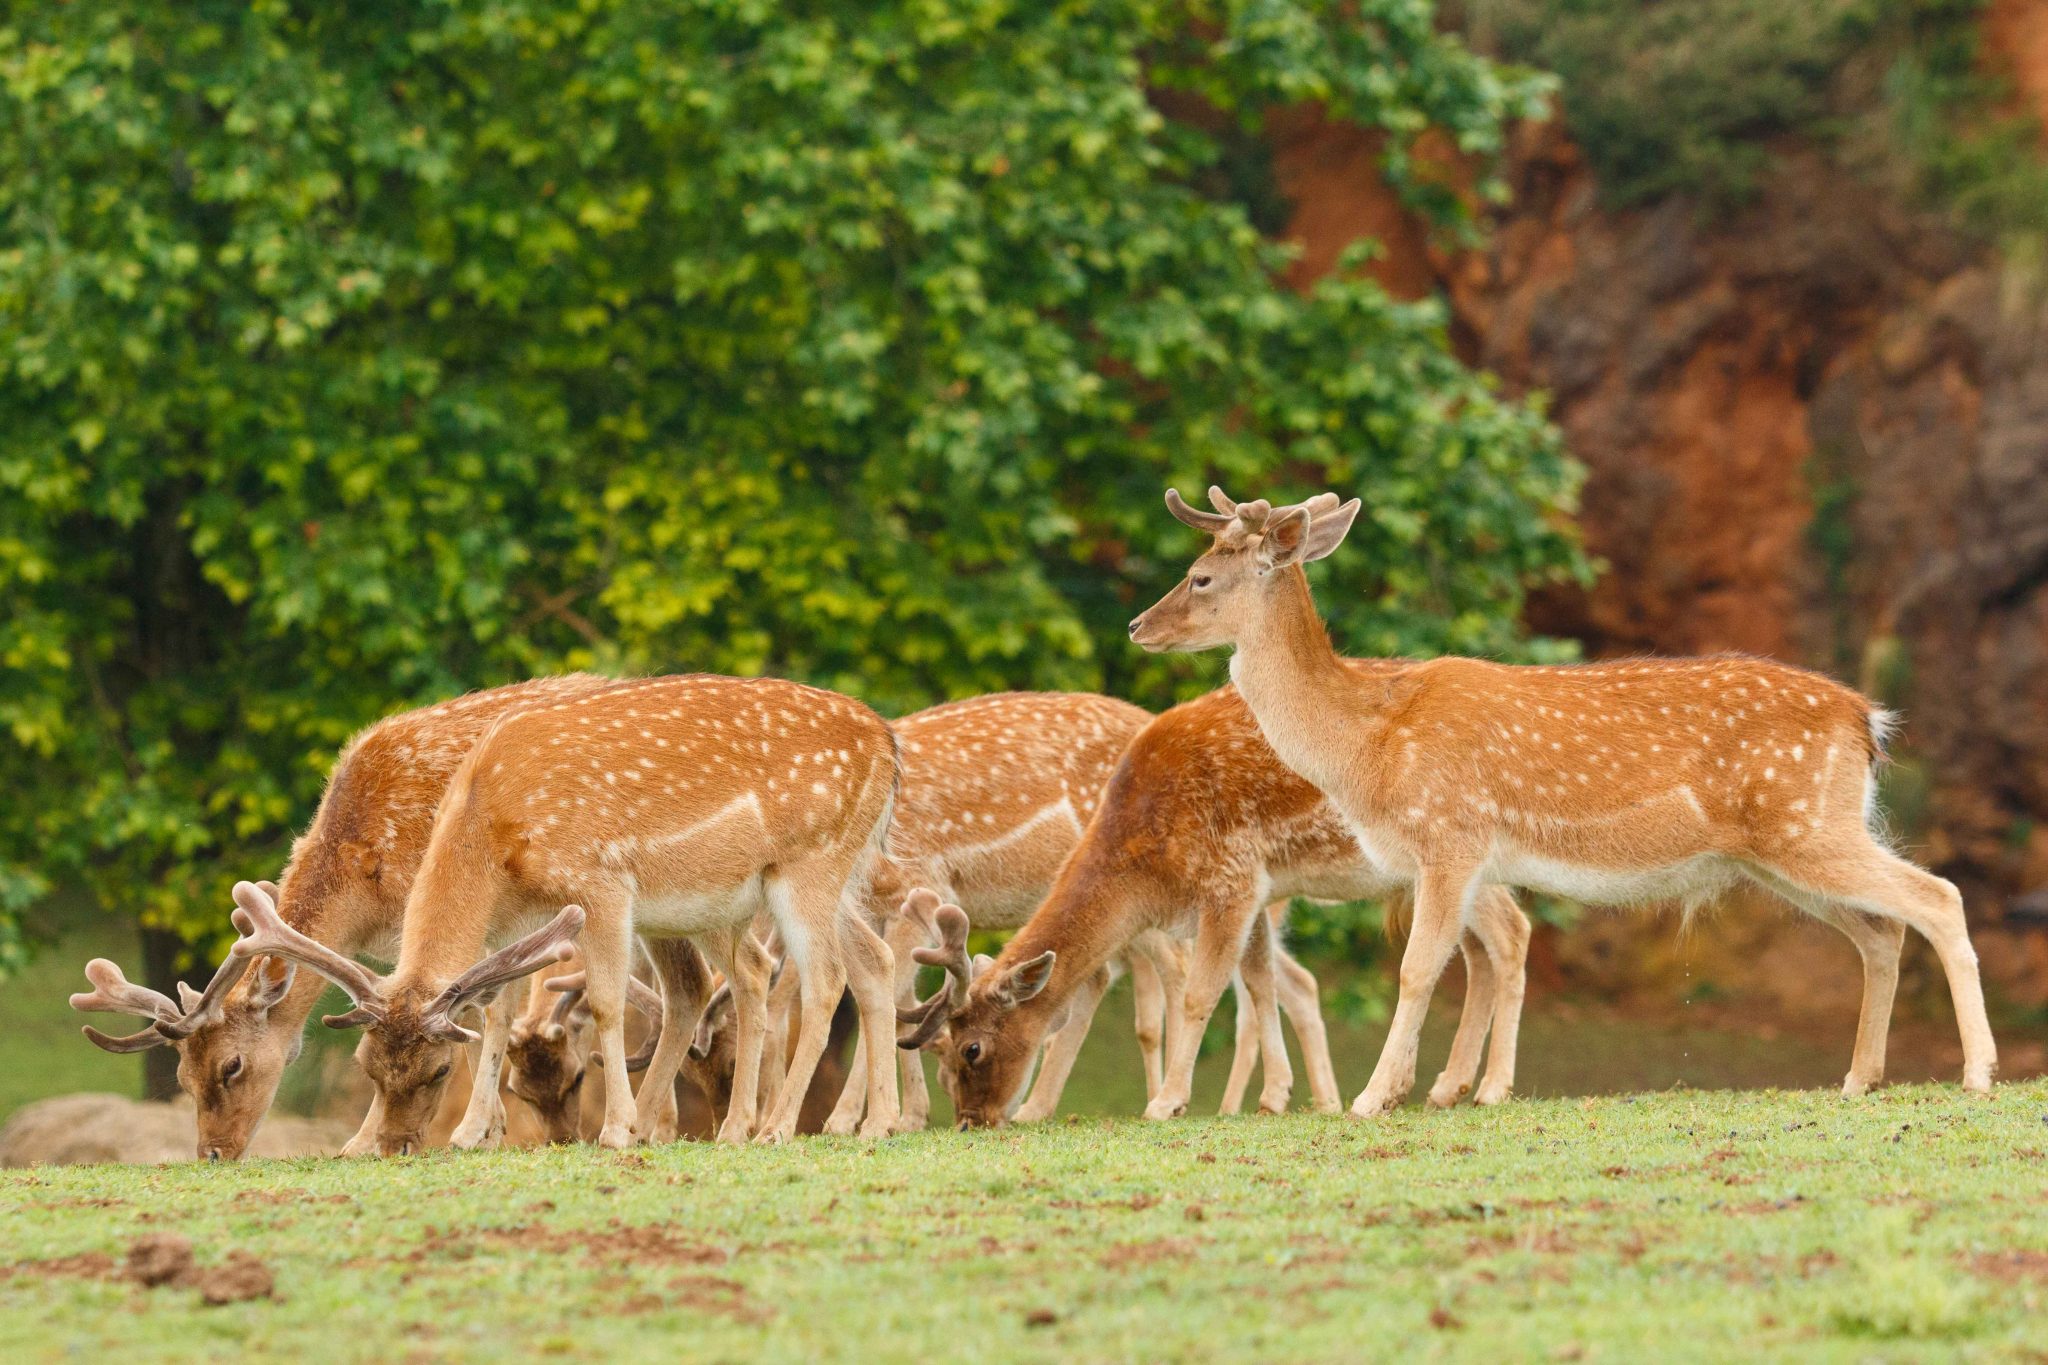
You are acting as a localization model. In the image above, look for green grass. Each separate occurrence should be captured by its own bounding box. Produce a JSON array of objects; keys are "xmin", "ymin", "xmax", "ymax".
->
[
  {"xmin": 4, "ymin": 1082, "xmax": 2045, "ymax": 1362},
  {"xmin": 0, "ymin": 916, "xmax": 148, "ymax": 1119}
]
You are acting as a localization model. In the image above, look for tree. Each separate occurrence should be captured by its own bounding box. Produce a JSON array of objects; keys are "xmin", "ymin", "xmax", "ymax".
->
[{"xmin": 0, "ymin": 0, "xmax": 1584, "ymax": 1039}]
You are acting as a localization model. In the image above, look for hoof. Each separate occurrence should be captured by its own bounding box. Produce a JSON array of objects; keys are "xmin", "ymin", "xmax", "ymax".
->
[
  {"xmin": 1425, "ymin": 1080, "xmax": 1470, "ymax": 1109},
  {"xmin": 597, "ymin": 1123, "xmax": 635, "ymax": 1150},
  {"xmin": 1256, "ymin": 1095, "xmax": 1289, "ymax": 1116},
  {"xmin": 1347, "ymin": 1092, "xmax": 1398, "ymax": 1120},
  {"xmin": 1839, "ymin": 1074, "xmax": 1875, "ymax": 1099},
  {"xmin": 821, "ymin": 1115, "xmax": 859, "ymax": 1137},
  {"xmin": 1473, "ymin": 1082, "xmax": 1513, "ymax": 1107},
  {"xmin": 1142, "ymin": 1099, "xmax": 1187, "ymax": 1121},
  {"xmin": 889, "ymin": 1113, "xmax": 928, "ymax": 1136},
  {"xmin": 1962, "ymin": 1072, "xmax": 1994, "ymax": 1096},
  {"xmin": 1310, "ymin": 1098, "xmax": 1343, "ymax": 1116},
  {"xmin": 856, "ymin": 1113, "xmax": 898, "ymax": 1140}
]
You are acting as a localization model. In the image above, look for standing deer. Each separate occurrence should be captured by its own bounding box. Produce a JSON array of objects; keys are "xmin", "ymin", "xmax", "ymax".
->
[
  {"xmin": 814, "ymin": 693, "xmax": 1217, "ymax": 1133},
  {"xmin": 897, "ymin": 678, "xmax": 1532, "ymax": 1128},
  {"xmin": 1130, "ymin": 486, "xmax": 1996, "ymax": 1114},
  {"xmin": 200, "ymin": 673, "xmax": 904, "ymax": 1151},
  {"xmin": 68, "ymin": 674, "xmax": 621, "ymax": 1160}
]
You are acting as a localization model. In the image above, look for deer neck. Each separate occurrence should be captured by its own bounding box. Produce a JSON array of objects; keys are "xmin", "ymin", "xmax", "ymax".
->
[
  {"xmin": 999, "ymin": 863, "xmax": 1146, "ymax": 1031},
  {"xmin": 259, "ymin": 860, "xmax": 377, "ymax": 1034},
  {"xmin": 1228, "ymin": 567, "xmax": 1386, "ymax": 794}
]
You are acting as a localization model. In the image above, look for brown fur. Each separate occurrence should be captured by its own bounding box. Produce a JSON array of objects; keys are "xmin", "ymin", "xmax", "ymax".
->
[{"xmin": 1131, "ymin": 487, "xmax": 1995, "ymax": 1112}]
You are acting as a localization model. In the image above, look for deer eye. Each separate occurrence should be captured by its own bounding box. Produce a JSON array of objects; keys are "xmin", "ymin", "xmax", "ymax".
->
[
  {"xmin": 430, "ymin": 1063, "xmax": 452, "ymax": 1083},
  {"xmin": 1191, "ymin": 575, "xmax": 1212, "ymax": 591},
  {"xmin": 961, "ymin": 1041, "xmax": 982, "ymax": 1065},
  {"xmin": 220, "ymin": 1056, "xmax": 243, "ymax": 1086}
]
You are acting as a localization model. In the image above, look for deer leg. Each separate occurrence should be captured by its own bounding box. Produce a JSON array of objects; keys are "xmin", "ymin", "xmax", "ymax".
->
[
  {"xmin": 575, "ymin": 902, "xmax": 642, "ymax": 1150},
  {"xmin": 1238, "ymin": 913, "xmax": 1293, "ymax": 1115},
  {"xmin": 1218, "ymin": 975, "xmax": 1258, "ymax": 1116},
  {"xmin": 1148, "ymin": 894, "xmax": 1263, "ymax": 1121},
  {"xmin": 1425, "ymin": 935, "xmax": 1496, "ymax": 1109},
  {"xmin": 1149, "ymin": 936, "xmax": 1189, "ymax": 1103},
  {"xmin": 448, "ymin": 992, "xmax": 515, "ymax": 1150},
  {"xmin": 757, "ymin": 863, "xmax": 853, "ymax": 1143},
  {"xmin": 1831, "ymin": 907, "xmax": 1905, "ymax": 1097},
  {"xmin": 712, "ymin": 928, "xmax": 775, "ymax": 1144},
  {"xmin": 629, "ymin": 937, "xmax": 710, "ymax": 1143},
  {"xmin": 1271, "ymin": 936, "xmax": 1341, "ymax": 1114},
  {"xmin": 823, "ymin": 1033, "xmax": 869, "ymax": 1136},
  {"xmin": 1467, "ymin": 888, "xmax": 1529, "ymax": 1107},
  {"xmin": 1774, "ymin": 844, "xmax": 1992, "ymax": 1092},
  {"xmin": 1126, "ymin": 950, "xmax": 1167, "ymax": 1100},
  {"xmin": 838, "ymin": 909, "xmax": 902, "ymax": 1139},
  {"xmin": 1014, "ymin": 963, "xmax": 1111, "ymax": 1123},
  {"xmin": 1352, "ymin": 860, "xmax": 1477, "ymax": 1118}
]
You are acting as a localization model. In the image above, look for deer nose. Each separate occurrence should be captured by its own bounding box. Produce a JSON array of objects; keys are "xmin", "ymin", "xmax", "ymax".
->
[
  {"xmin": 204, "ymin": 1147, "xmax": 222, "ymax": 1162},
  {"xmin": 1127, "ymin": 618, "xmax": 1142, "ymax": 638},
  {"xmin": 957, "ymin": 1119, "xmax": 972, "ymax": 1132}
]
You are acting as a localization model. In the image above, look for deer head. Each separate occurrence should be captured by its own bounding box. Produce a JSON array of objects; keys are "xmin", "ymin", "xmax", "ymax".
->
[
  {"xmin": 507, "ymin": 968, "xmax": 665, "ymax": 1144},
  {"xmin": 210, "ymin": 881, "xmax": 583, "ymax": 1154},
  {"xmin": 893, "ymin": 890, "xmax": 1056, "ymax": 1128},
  {"xmin": 1128, "ymin": 487, "xmax": 1360, "ymax": 653},
  {"xmin": 68, "ymin": 880, "xmax": 308, "ymax": 1160}
]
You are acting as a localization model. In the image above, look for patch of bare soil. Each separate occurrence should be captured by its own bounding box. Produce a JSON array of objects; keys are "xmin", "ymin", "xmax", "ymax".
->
[
  {"xmin": 3, "ymin": 1235, "xmax": 273, "ymax": 1306},
  {"xmin": 667, "ymin": 1273, "xmax": 773, "ymax": 1324},
  {"xmin": 1099, "ymin": 1238, "xmax": 1200, "ymax": 1270},
  {"xmin": 1968, "ymin": 1249, "xmax": 2048, "ymax": 1285}
]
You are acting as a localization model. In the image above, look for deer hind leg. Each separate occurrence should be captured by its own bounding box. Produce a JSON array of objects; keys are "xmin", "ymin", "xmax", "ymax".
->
[
  {"xmin": 1352, "ymin": 860, "xmax": 1478, "ymax": 1119},
  {"xmin": 1466, "ymin": 888, "xmax": 1529, "ymax": 1107},
  {"xmin": 1218, "ymin": 975, "xmax": 1258, "ymax": 1116},
  {"xmin": 1238, "ymin": 912, "xmax": 1293, "ymax": 1114},
  {"xmin": 1271, "ymin": 935, "xmax": 1341, "ymax": 1114},
  {"xmin": 1126, "ymin": 948, "xmax": 1167, "ymax": 1100},
  {"xmin": 1150, "ymin": 892, "xmax": 1264, "ymax": 1121},
  {"xmin": 449, "ymin": 992, "xmax": 516, "ymax": 1150},
  {"xmin": 757, "ymin": 863, "xmax": 855, "ymax": 1143},
  {"xmin": 1015, "ymin": 963, "xmax": 1112, "ymax": 1123},
  {"xmin": 630, "ymin": 937, "xmax": 711, "ymax": 1143},
  {"xmin": 1425, "ymin": 935, "xmax": 1495, "ymax": 1110},
  {"xmin": 707, "ymin": 927, "xmax": 775, "ymax": 1144},
  {"xmin": 837, "ymin": 908, "xmax": 902, "ymax": 1139},
  {"xmin": 1770, "ymin": 843, "xmax": 1993, "ymax": 1092}
]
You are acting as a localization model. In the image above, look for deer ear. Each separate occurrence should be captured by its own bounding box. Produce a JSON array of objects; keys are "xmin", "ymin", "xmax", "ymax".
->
[
  {"xmin": 992, "ymin": 951, "xmax": 1056, "ymax": 1008},
  {"xmin": 1299, "ymin": 498, "xmax": 1360, "ymax": 563},
  {"xmin": 248, "ymin": 958, "xmax": 297, "ymax": 1013},
  {"xmin": 1258, "ymin": 507, "xmax": 1312, "ymax": 569}
]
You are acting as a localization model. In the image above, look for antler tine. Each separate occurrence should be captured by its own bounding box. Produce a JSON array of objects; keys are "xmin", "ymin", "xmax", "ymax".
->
[
  {"xmin": 425, "ymin": 904, "xmax": 586, "ymax": 1041},
  {"xmin": 80, "ymin": 1022, "xmax": 172, "ymax": 1054},
  {"xmin": 1232, "ymin": 497, "xmax": 1273, "ymax": 531},
  {"xmin": 228, "ymin": 881, "xmax": 387, "ymax": 1009},
  {"xmin": 625, "ymin": 975, "xmax": 664, "ymax": 1022},
  {"xmin": 70, "ymin": 958, "xmax": 180, "ymax": 1024},
  {"xmin": 1164, "ymin": 487, "xmax": 1235, "ymax": 533},
  {"xmin": 897, "ymin": 899, "xmax": 972, "ymax": 1049},
  {"xmin": 1207, "ymin": 485, "xmax": 1238, "ymax": 516}
]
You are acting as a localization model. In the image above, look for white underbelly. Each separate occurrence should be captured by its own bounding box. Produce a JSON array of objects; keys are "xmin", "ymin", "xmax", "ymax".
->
[
  {"xmin": 630, "ymin": 873, "xmax": 766, "ymax": 936},
  {"xmin": 1482, "ymin": 844, "xmax": 1740, "ymax": 906}
]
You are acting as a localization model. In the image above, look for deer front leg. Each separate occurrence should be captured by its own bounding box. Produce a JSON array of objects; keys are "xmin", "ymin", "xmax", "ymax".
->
[
  {"xmin": 1148, "ymin": 895, "xmax": 1263, "ymax": 1121},
  {"xmin": 1126, "ymin": 950, "xmax": 1167, "ymax": 1099},
  {"xmin": 715, "ymin": 931, "xmax": 775, "ymax": 1144},
  {"xmin": 757, "ymin": 862, "xmax": 855, "ymax": 1143},
  {"xmin": 822, "ymin": 1033, "xmax": 869, "ymax": 1136},
  {"xmin": 1218, "ymin": 975, "xmax": 1258, "ymax": 1116},
  {"xmin": 884, "ymin": 909, "xmax": 934, "ymax": 1133},
  {"xmin": 1351, "ymin": 860, "xmax": 1477, "ymax": 1118},
  {"xmin": 1014, "ymin": 964, "xmax": 1111, "ymax": 1123},
  {"xmin": 838, "ymin": 908, "xmax": 903, "ymax": 1139},
  {"xmin": 630, "ymin": 937, "xmax": 710, "ymax": 1143},
  {"xmin": 449, "ymin": 993, "xmax": 515, "ymax": 1150},
  {"xmin": 576, "ymin": 905, "xmax": 642, "ymax": 1150}
]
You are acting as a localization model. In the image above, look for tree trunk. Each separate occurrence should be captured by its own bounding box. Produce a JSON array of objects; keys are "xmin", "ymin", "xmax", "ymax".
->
[{"xmin": 138, "ymin": 927, "xmax": 208, "ymax": 1101}]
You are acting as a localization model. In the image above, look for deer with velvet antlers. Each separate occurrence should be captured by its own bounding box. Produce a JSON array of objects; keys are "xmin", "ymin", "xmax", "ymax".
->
[
  {"xmin": 68, "ymin": 675, "xmax": 622, "ymax": 1160},
  {"xmin": 1130, "ymin": 487, "xmax": 1996, "ymax": 1115},
  {"xmin": 895, "ymin": 679, "xmax": 1532, "ymax": 1128},
  {"xmin": 197, "ymin": 673, "xmax": 905, "ymax": 1152},
  {"xmin": 815, "ymin": 692, "xmax": 1200, "ymax": 1133}
]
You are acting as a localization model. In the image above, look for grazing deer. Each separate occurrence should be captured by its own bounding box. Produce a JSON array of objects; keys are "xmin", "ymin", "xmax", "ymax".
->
[
  {"xmin": 1131, "ymin": 486, "xmax": 1996, "ymax": 1114},
  {"xmin": 68, "ymin": 675, "xmax": 619, "ymax": 1160},
  {"xmin": 897, "ymin": 680, "xmax": 1532, "ymax": 1128},
  {"xmin": 503, "ymin": 946, "xmax": 683, "ymax": 1144},
  {"xmin": 201, "ymin": 674, "xmax": 904, "ymax": 1151},
  {"xmin": 811, "ymin": 692, "xmax": 1223, "ymax": 1134}
]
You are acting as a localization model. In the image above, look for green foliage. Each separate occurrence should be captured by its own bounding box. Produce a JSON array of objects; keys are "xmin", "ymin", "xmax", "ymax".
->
[
  {"xmin": 1464, "ymin": 0, "xmax": 1901, "ymax": 208},
  {"xmin": 0, "ymin": 0, "xmax": 1583, "ymax": 957}
]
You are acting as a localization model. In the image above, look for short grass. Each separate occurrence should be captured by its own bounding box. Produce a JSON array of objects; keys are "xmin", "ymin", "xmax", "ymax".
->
[{"xmin": 5, "ymin": 1082, "xmax": 2046, "ymax": 1362}]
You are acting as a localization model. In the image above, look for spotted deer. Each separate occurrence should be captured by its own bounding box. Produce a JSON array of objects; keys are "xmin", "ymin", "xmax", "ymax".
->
[
  {"xmin": 1131, "ymin": 486, "xmax": 1996, "ymax": 1115},
  {"xmin": 897, "ymin": 679, "xmax": 1531, "ymax": 1128},
  {"xmin": 68, "ymin": 675, "xmax": 620, "ymax": 1160},
  {"xmin": 806, "ymin": 693, "xmax": 1231, "ymax": 1134},
  {"xmin": 200, "ymin": 674, "xmax": 905, "ymax": 1152}
]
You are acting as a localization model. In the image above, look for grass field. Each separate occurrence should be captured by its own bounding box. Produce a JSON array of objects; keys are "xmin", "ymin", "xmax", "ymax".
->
[{"xmin": 4, "ymin": 1082, "xmax": 2045, "ymax": 1362}]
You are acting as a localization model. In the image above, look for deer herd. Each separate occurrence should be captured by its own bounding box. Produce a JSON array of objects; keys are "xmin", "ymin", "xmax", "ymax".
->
[{"xmin": 71, "ymin": 488, "xmax": 1998, "ymax": 1161}]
